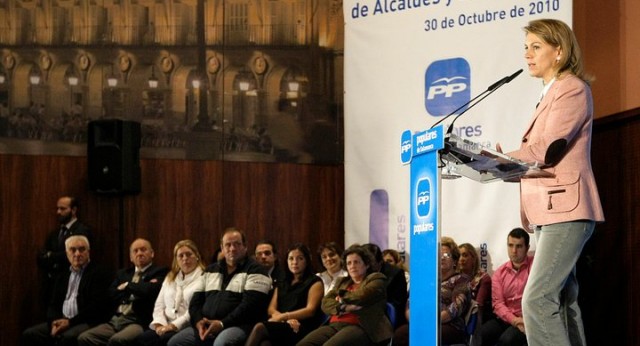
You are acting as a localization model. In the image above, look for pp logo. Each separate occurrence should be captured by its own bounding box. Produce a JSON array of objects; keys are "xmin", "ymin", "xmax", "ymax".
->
[
  {"xmin": 425, "ymin": 58, "xmax": 471, "ymax": 116},
  {"xmin": 400, "ymin": 130, "xmax": 412, "ymax": 164},
  {"xmin": 416, "ymin": 178, "xmax": 431, "ymax": 218}
]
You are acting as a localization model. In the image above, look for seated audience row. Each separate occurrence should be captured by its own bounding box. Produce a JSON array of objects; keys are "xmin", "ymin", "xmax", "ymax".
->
[
  {"xmin": 32, "ymin": 197, "xmax": 530, "ymax": 346},
  {"xmin": 392, "ymin": 229, "xmax": 533, "ymax": 346},
  {"xmin": 28, "ymin": 226, "xmax": 410, "ymax": 346}
]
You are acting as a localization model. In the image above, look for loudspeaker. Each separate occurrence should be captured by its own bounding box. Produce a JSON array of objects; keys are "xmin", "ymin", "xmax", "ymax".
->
[{"xmin": 88, "ymin": 119, "xmax": 141, "ymax": 194}]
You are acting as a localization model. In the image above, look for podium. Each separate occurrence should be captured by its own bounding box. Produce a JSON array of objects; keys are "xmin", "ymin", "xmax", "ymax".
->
[
  {"xmin": 401, "ymin": 125, "xmax": 544, "ymax": 345},
  {"xmin": 441, "ymin": 132, "xmax": 553, "ymax": 183}
]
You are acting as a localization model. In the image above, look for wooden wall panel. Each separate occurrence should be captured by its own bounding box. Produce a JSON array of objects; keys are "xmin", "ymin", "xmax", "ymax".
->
[
  {"xmin": 1, "ymin": 155, "xmax": 343, "ymax": 345},
  {"xmin": 584, "ymin": 107, "xmax": 640, "ymax": 345}
]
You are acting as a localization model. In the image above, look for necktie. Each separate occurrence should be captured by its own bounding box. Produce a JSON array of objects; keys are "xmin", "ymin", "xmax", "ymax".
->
[
  {"xmin": 119, "ymin": 271, "xmax": 141, "ymax": 315},
  {"xmin": 58, "ymin": 226, "xmax": 69, "ymax": 247}
]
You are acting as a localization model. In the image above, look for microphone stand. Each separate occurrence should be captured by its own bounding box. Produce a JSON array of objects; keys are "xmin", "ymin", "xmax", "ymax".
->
[
  {"xmin": 432, "ymin": 69, "xmax": 523, "ymax": 178},
  {"xmin": 429, "ymin": 69, "xmax": 523, "ymax": 132},
  {"xmin": 446, "ymin": 69, "xmax": 523, "ymax": 135}
]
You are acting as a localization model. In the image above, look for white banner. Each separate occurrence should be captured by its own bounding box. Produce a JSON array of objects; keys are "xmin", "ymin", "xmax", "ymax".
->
[{"xmin": 344, "ymin": 0, "xmax": 571, "ymax": 271}]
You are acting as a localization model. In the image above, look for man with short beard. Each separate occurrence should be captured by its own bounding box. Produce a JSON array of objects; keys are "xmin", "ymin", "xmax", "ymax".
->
[{"xmin": 37, "ymin": 196, "xmax": 93, "ymax": 303}]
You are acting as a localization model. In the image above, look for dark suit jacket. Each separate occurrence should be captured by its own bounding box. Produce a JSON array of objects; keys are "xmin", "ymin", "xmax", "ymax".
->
[
  {"xmin": 38, "ymin": 220, "xmax": 93, "ymax": 278},
  {"xmin": 380, "ymin": 262, "xmax": 408, "ymax": 326},
  {"xmin": 109, "ymin": 264, "xmax": 168, "ymax": 327},
  {"xmin": 47, "ymin": 262, "xmax": 113, "ymax": 326}
]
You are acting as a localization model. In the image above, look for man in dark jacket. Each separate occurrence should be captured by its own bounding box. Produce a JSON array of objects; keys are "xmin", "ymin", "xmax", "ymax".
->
[
  {"xmin": 37, "ymin": 196, "xmax": 93, "ymax": 304},
  {"xmin": 169, "ymin": 228, "xmax": 272, "ymax": 345},
  {"xmin": 23, "ymin": 235, "xmax": 112, "ymax": 346},
  {"xmin": 78, "ymin": 238, "xmax": 168, "ymax": 345}
]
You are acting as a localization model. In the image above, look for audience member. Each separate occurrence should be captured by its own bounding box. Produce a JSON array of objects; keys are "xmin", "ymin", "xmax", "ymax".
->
[
  {"xmin": 382, "ymin": 248, "xmax": 410, "ymax": 290},
  {"xmin": 297, "ymin": 245, "xmax": 393, "ymax": 346},
  {"xmin": 38, "ymin": 196, "xmax": 93, "ymax": 303},
  {"xmin": 210, "ymin": 248, "xmax": 224, "ymax": 264},
  {"xmin": 245, "ymin": 243, "xmax": 324, "ymax": 346},
  {"xmin": 316, "ymin": 242, "xmax": 348, "ymax": 294},
  {"xmin": 254, "ymin": 240, "xmax": 286, "ymax": 287},
  {"xmin": 363, "ymin": 243, "xmax": 408, "ymax": 327},
  {"xmin": 391, "ymin": 297, "xmax": 410, "ymax": 346},
  {"xmin": 78, "ymin": 238, "xmax": 168, "ymax": 346},
  {"xmin": 23, "ymin": 235, "xmax": 112, "ymax": 346},
  {"xmin": 136, "ymin": 240, "xmax": 205, "ymax": 346},
  {"xmin": 168, "ymin": 227, "xmax": 271, "ymax": 346},
  {"xmin": 479, "ymin": 228, "xmax": 532, "ymax": 346},
  {"xmin": 440, "ymin": 237, "xmax": 471, "ymax": 345},
  {"xmin": 458, "ymin": 243, "xmax": 492, "ymax": 323}
]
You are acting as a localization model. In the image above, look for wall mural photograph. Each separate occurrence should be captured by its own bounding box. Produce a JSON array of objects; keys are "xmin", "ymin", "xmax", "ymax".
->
[{"xmin": 0, "ymin": 0, "xmax": 345, "ymax": 164}]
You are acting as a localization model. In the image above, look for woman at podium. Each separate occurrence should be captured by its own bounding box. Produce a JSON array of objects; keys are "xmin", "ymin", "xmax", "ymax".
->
[{"xmin": 500, "ymin": 18, "xmax": 604, "ymax": 346}]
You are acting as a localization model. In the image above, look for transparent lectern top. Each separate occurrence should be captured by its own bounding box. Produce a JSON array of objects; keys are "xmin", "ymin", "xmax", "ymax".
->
[{"xmin": 440, "ymin": 133, "xmax": 553, "ymax": 183}]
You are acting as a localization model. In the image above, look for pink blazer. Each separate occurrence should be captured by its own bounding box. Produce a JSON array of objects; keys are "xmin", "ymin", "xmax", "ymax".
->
[{"xmin": 508, "ymin": 74, "xmax": 604, "ymax": 229}]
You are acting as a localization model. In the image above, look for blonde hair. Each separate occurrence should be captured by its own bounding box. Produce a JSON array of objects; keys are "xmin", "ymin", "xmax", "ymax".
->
[
  {"xmin": 524, "ymin": 18, "xmax": 593, "ymax": 83},
  {"xmin": 167, "ymin": 239, "xmax": 205, "ymax": 282},
  {"xmin": 458, "ymin": 243, "xmax": 480, "ymax": 276},
  {"xmin": 441, "ymin": 236, "xmax": 460, "ymax": 264}
]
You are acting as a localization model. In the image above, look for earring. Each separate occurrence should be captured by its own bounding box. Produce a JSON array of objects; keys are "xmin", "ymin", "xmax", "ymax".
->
[{"xmin": 556, "ymin": 56, "xmax": 561, "ymax": 61}]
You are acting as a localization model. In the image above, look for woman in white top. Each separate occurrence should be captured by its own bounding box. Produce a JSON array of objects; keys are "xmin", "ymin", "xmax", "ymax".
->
[
  {"xmin": 136, "ymin": 239, "xmax": 205, "ymax": 346},
  {"xmin": 316, "ymin": 242, "xmax": 348, "ymax": 294}
]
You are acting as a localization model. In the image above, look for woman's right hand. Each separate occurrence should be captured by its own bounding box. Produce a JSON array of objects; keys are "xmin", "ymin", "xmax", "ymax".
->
[{"xmin": 343, "ymin": 304, "xmax": 362, "ymax": 312}]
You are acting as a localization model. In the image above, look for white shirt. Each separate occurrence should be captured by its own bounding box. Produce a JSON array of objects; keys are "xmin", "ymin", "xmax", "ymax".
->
[
  {"xmin": 62, "ymin": 265, "xmax": 85, "ymax": 318},
  {"xmin": 317, "ymin": 269, "xmax": 348, "ymax": 295},
  {"xmin": 540, "ymin": 77, "xmax": 556, "ymax": 102},
  {"xmin": 150, "ymin": 266, "xmax": 203, "ymax": 330}
]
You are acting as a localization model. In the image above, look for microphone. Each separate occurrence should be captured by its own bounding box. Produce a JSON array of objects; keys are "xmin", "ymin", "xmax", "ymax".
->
[
  {"xmin": 487, "ymin": 69, "xmax": 523, "ymax": 91},
  {"xmin": 446, "ymin": 68, "xmax": 522, "ymax": 134},
  {"xmin": 429, "ymin": 69, "xmax": 523, "ymax": 132}
]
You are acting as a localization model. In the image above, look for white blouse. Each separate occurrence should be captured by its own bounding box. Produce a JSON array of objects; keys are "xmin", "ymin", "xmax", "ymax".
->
[
  {"xmin": 317, "ymin": 269, "xmax": 348, "ymax": 295},
  {"xmin": 150, "ymin": 266, "xmax": 203, "ymax": 330}
]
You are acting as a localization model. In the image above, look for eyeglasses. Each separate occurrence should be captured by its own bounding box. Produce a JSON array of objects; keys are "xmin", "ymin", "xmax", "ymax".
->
[{"xmin": 441, "ymin": 253, "xmax": 452, "ymax": 259}]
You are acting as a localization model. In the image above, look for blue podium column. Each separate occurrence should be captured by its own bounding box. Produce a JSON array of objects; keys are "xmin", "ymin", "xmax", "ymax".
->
[{"xmin": 401, "ymin": 125, "xmax": 444, "ymax": 345}]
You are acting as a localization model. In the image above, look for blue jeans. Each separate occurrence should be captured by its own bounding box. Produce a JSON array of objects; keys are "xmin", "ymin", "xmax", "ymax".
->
[
  {"xmin": 522, "ymin": 220, "xmax": 594, "ymax": 346},
  {"xmin": 167, "ymin": 326, "xmax": 247, "ymax": 346}
]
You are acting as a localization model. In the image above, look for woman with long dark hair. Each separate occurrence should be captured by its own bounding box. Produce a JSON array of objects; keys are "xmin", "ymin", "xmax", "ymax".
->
[{"xmin": 245, "ymin": 243, "xmax": 324, "ymax": 346}]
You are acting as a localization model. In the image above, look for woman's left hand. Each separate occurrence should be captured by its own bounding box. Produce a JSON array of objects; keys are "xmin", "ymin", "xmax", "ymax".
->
[
  {"xmin": 156, "ymin": 323, "xmax": 177, "ymax": 336},
  {"xmin": 287, "ymin": 319, "xmax": 301, "ymax": 333}
]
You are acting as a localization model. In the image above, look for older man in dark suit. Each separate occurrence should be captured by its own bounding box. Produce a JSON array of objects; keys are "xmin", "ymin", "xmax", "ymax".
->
[
  {"xmin": 78, "ymin": 238, "xmax": 168, "ymax": 345},
  {"xmin": 37, "ymin": 196, "xmax": 93, "ymax": 304},
  {"xmin": 23, "ymin": 235, "xmax": 112, "ymax": 346}
]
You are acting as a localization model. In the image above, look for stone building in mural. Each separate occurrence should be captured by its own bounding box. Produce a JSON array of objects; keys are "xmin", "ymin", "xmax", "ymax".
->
[{"xmin": 0, "ymin": 0, "xmax": 344, "ymax": 163}]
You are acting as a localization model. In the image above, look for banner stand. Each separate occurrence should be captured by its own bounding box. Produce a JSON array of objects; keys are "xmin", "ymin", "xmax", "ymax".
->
[{"xmin": 402, "ymin": 124, "xmax": 444, "ymax": 345}]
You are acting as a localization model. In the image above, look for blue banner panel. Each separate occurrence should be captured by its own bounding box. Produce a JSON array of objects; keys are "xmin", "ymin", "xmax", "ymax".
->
[{"xmin": 407, "ymin": 125, "xmax": 443, "ymax": 345}]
